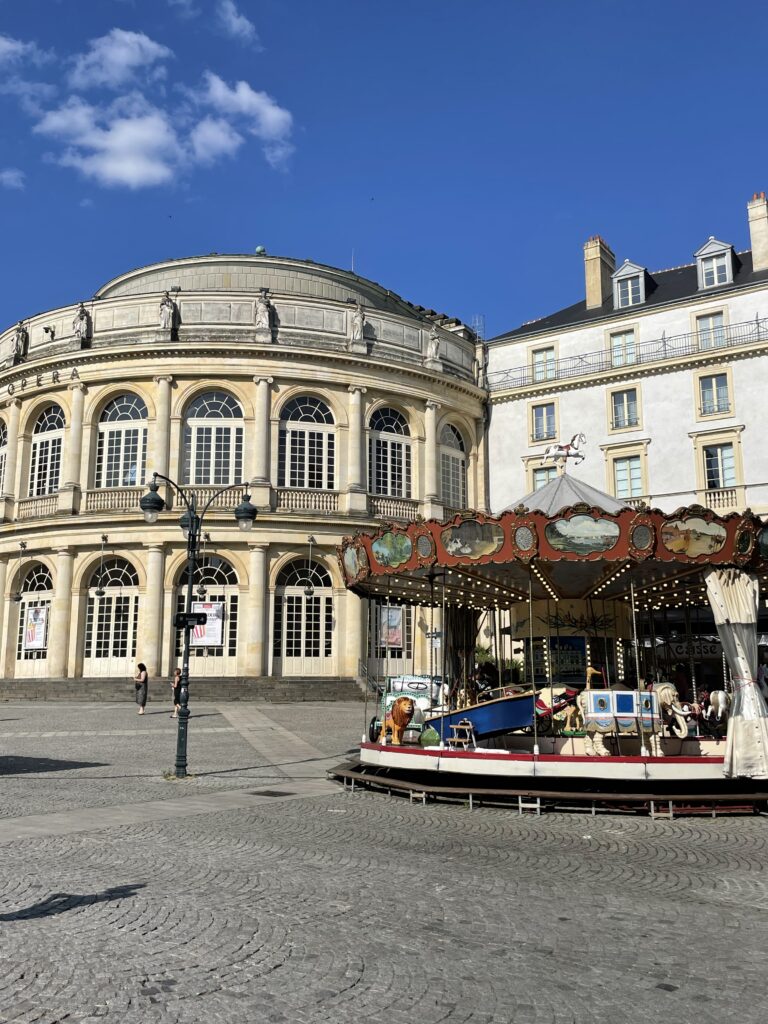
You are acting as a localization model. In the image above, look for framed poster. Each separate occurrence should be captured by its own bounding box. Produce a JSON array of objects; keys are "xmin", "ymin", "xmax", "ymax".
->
[
  {"xmin": 380, "ymin": 607, "xmax": 403, "ymax": 649},
  {"xmin": 23, "ymin": 606, "xmax": 48, "ymax": 651},
  {"xmin": 190, "ymin": 601, "xmax": 224, "ymax": 647}
]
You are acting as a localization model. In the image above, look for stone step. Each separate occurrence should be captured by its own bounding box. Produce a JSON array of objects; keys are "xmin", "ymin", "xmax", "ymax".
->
[{"xmin": 0, "ymin": 676, "xmax": 365, "ymax": 703}]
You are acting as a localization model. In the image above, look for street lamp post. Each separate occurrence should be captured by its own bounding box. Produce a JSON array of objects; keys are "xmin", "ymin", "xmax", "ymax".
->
[{"xmin": 140, "ymin": 473, "xmax": 258, "ymax": 778}]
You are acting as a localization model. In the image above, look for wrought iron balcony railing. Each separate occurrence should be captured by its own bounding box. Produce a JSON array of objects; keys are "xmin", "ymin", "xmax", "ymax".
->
[{"xmin": 487, "ymin": 316, "xmax": 768, "ymax": 392}]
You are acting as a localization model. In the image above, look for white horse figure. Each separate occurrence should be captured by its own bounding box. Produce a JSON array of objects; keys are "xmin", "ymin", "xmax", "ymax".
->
[{"xmin": 542, "ymin": 432, "xmax": 586, "ymax": 466}]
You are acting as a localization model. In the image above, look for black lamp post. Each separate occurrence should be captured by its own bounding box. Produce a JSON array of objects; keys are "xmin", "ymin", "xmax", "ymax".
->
[{"xmin": 139, "ymin": 473, "xmax": 258, "ymax": 778}]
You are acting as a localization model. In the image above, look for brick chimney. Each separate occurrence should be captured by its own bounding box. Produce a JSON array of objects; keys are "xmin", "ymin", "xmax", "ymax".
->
[
  {"xmin": 748, "ymin": 192, "xmax": 768, "ymax": 272},
  {"xmin": 584, "ymin": 236, "xmax": 615, "ymax": 309}
]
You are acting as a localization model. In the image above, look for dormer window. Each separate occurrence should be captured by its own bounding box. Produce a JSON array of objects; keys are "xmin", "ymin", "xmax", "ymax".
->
[
  {"xmin": 695, "ymin": 237, "xmax": 735, "ymax": 290},
  {"xmin": 612, "ymin": 260, "xmax": 647, "ymax": 310}
]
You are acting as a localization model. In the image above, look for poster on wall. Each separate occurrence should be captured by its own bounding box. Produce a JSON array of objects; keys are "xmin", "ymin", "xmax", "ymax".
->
[
  {"xmin": 190, "ymin": 601, "xmax": 224, "ymax": 647},
  {"xmin": 23, "ymin": 606, "xmax": 48, "ymax": 650},
  {"xmin": 380, "ymin": 607, "xmax": 403, "ymax": 649}
]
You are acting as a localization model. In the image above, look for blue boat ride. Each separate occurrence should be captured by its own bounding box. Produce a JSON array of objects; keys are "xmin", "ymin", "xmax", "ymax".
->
[{"xmin": 426, "ymin": 690, "xmax": 535, "ymax": 741}]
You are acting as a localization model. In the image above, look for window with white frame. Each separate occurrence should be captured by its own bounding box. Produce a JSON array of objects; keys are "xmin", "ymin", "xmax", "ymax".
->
[
  {"xmin": 531, "ymin": 403, "xmax": 555, "ymax": 441},
  {"xmin": 699, "ymin": 373, "xmax": 730, "ymax": 415},
  {"xmin": 700, "ymin": 253, "xmax": 729, "ymax": 288},
  {"xmin": 610, "ymin": 329, "xmax": 636, "ymax": 366},
  {"xmin": 368, "ymin": 408, "xmax": 411, "ymax": 497},
  {"xmin": 613, "ymin": 455, "xmax": 643, "ymax": 498},
  {"xmin": 611, "ymin": 388, "xmax": 639, "ymax": 429},
  {"xmin": 0, "ymin": 419, "xmax": 7, "ymax": 494},
  {"xmin": 533, "ymin": 466, "xmax": 557, "ymax": 490},
  {"xmin": 616, "ymin": 277, "xmax": 642, "ymax": 308},
  {"xmin": 439, "ymin": 424, "xmax": 466, "ymax": 508},
  {"xmin": 28, "ymin": 404, "xmax": 64, "ymax": 497},
  {"xmin": 531, "ymin": 347, "xmax": 555, "ymax": 382},
  {"xmin": 703, "ymin": 443, "xmax": 735, "ymax": 489},
  {"xmin": 95, "ymin": 394, "xmax": 148, "ymax": 488},
  {"xmin": 277, "ymin": 396, "xmax": 335, "ymax": 490},
  {"xmin": 182, "ymin": 391, "xmax": 244, "ymax": 486},
  {"xmin": 696, "ymin": 312, "xmax": 725, "ymax": 350}
]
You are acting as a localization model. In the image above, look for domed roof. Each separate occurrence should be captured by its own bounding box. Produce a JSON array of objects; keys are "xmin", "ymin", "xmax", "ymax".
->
[
  {"xmin": 506, "ymin": 472, "xmax": 631, "ymax": 516},
  {"xmin": 95, "ymin": 253, "xmax": 433, "ymax": 321}
]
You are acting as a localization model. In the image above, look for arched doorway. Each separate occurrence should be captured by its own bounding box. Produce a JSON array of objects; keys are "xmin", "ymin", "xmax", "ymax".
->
[
  {"xmin": 15, "ymin": 564, "xmax": 54, "ymax": 679},
  {"xmin": 174, "ymin": 556, "xmax": 239, "ymax": 676},
  {"xmin": 272, "ymin": 559, "xmax": 334, "ymax": 677},
  {"xmin": 83, "ymin": 558, "xmax": 140, "ymax": 678}
]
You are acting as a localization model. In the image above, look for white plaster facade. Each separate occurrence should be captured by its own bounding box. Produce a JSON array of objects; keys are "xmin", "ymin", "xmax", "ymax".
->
[
  {"xmin": 487, "ymin": 195, "xmax": 768, "ymax": 517},
  {"xmin": 0, "ymin": 255, "xmax": 487, "ymax": 685}
]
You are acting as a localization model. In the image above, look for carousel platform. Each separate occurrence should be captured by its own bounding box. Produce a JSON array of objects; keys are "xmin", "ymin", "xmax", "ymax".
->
[{"xmin": 329, "ymin": 753, "xmax": 768, "ymax": 818}]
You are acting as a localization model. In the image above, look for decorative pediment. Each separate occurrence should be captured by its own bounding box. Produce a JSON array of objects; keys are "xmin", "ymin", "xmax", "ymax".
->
[
  {"xmin": 612, "ymin": 259, "xmax": 646, "ymax": 281},
  {"xmin": 694, "ymin": 236, "xmax": 733, "ymax": 259}
]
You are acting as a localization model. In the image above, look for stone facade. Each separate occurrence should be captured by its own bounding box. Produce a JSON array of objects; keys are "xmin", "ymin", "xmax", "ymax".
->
[{"xmin": 0, "ymin": 255, "xmax": 487, "ymax": 686}]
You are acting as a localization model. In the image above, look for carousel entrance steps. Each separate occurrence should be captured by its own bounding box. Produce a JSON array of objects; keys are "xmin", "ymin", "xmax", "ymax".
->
[{"xmin": 0, "ymin": 676, "xmax": 364, "ymax": 702}]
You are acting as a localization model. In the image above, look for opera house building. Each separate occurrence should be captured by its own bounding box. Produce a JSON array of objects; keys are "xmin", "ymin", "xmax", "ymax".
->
[{"xmin": 0, "ymin": 255, "xmax": 487, "ymax": 692}]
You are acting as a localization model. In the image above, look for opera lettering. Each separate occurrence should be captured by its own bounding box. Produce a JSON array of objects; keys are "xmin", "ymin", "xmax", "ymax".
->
[{"xmin": 1, "ymin": 366, "xmax": 81, "ymax": 400}]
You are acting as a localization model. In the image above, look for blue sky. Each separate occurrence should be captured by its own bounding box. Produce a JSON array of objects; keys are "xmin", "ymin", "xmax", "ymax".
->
[{"xmin": 2, "ymin": 0, "xmax": 768, "ymax": 338}]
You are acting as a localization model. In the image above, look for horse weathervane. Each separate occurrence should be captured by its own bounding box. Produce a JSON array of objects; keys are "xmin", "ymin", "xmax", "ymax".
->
[{"xmin": 542, "ymin": 432, "xmax": 586, "ymax": 472}]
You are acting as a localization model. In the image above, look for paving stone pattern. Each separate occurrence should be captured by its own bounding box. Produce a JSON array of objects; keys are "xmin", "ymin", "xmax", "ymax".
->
[{"xmin": 0, "ymin": 701, "xmax": 766, "ymax": 1023}]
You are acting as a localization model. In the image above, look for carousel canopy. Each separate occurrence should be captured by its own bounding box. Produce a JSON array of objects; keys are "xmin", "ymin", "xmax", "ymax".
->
[{"xmin": 338, "ymin": 476, "xmax": 768, "ymax": 613}]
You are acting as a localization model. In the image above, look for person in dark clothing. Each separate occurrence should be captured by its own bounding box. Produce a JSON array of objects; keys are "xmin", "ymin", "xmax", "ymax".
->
[{"xmin": 134, "ymin": 662, "xmax": 148, "ymax": 714}]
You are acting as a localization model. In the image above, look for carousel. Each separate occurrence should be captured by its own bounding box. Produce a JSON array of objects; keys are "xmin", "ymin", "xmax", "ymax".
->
[{"xmin": 336, "ymin": 452, "xmax": 768, "ymax": 809}]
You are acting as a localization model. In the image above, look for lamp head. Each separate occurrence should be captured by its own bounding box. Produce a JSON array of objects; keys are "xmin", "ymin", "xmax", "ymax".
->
[
  {"xmin": 140, "ymin": 479, "xmax": 165, "ymax": 524},
  {"xmin": 234, "ymin": 493, "xmax": 258, "ymax": 532},
  {"xmin": 304, "ymin": 584, "xmax": 315, "ymax": 598}
]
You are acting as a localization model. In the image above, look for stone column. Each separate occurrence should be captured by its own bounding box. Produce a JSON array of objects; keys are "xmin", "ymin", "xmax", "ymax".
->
[
  {"xmin": 141, "ymin": 544, "xmax": 166, "ymax": 677},
  {"xmin": 251, "ymin": 376, "xmax": 273, "ymax": 509},
  {"xmin": 0, "ymin": 399, "xmax": 21, "ymax": 520},
  {"xmin": 246, "ymin": 543, "xmax": 268, "ymax": 677},
  {"xmin": 422, "ymin": 400, "xmax": 442, "ymax": 518},
  {"xmin": 152, "ymin": 376, "xmax": 173, "ymax": 478},
  {"xmin": 342, "ymin": 587, "xmax": 365, "ymax": 676},
  {"xmin": 48, "ymin": 547, "xmax": 75, "ymax": 677},
  {"xmin": 58, "ymin": 383, "xmax": 86, "ymax": 514},
  {"xmin": 475, "ymin": 415, "xmax": 489, "ymax": 512},
  {"xmin": 345, "ymin": 385, "xmax": 368, "ymax": 513}
]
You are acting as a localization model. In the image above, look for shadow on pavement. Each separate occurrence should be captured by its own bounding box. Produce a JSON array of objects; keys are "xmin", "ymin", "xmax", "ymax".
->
[
  {"xmin": 0, "ymin": 884, "xmax": 145, "ymax": 921},
  {"xmin": 0, "ymin": 755, "xmax": 109, "ymax": 775}
]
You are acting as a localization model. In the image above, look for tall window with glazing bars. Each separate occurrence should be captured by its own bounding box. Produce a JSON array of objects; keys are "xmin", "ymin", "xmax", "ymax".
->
[
  {"xmin": 28, "ymin": 404, "xmax": 65, "ymax": 497},
  {"xmin": 277, "ymin": 396, "xmax": 335, "ymax": 489},
  {"xmin": 95, "ymin": 394, "xmax": 148, "ymax": 488},
  {"xmin": 368, "ymin": 408, "xmax": 411, "ymax": 497},
  {"xmin": 182, "ymin": 391, "xmax": 244, "ymax": 485}
]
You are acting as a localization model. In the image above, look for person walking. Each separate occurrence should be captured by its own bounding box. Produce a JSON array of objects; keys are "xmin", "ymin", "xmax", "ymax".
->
[
  {"xmin": 134, "ymin": 662, "xmax": 148, "ymax": 715},
  {"xmin": 170, "ymin": 667, "xmax": 182, "ymax": 718}
]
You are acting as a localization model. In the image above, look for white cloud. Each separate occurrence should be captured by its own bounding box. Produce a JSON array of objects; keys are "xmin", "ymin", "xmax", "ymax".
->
[
  {"xmin": 0, "ymin": 33, "xmax": 51, "ymax": 67},
  {"xmin": 190, "ymin": 116, "xmax": 243, "ymax": 164},
  {"xmin": 69, "ymin": 29, "xmax": 172, "ymax": 90},
  {"xmin": 0, "ymin": 76, "xmax": 57, "ymax": 116},
  {"xmin": 216, "ymin": 1, "xmax": 260, "ymax": 46},
  {"xmin": 34, "ymin": 97, "xmax": 179, "ymax": 189},
  {"xmin": 0, "ymin": 168, "xmax": 25, "ymax": 189},
  {"xmin": 167, "ymin": 0, "xmax": 200, "ymax": 17},
  {"xmin": 199, "ymin": 72, "xmax": 293, "ymax": 165}
]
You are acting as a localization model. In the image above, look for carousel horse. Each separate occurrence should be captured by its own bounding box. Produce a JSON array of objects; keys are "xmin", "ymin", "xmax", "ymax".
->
[
  {"xmin": 542, "ymin": 432, "xmax": 586, "ymax": 466},
  {"xmin": 703, "ymin": 689, "xmax": 731, "ymax": 722}
]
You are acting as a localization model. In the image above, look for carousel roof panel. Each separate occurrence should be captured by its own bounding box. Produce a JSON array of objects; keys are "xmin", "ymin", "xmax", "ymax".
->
[{"xmin": 505, "ymin": 473, "xmax": 630, "ymax": 516}]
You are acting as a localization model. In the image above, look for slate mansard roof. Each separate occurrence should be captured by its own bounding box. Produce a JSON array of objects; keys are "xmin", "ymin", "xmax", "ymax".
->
[{"xmin": 491, "ymin": 248, "xmax": 768, "ymax": 343}]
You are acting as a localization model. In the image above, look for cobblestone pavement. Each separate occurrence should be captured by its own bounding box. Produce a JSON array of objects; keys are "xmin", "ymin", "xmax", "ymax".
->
[{"xmin": 0, "ymin": 700, "xmax": 767, "ymax": 1023}]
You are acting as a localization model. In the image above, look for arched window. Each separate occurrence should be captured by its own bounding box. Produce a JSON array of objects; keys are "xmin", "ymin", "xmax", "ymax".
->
[
  {"xmin": 278, "ymin": 396, "xmax": 335, "ymax": 490},
  {"xmin": 368, "ymin": 407, "xmax": 411, "ymax": 497},
  {"xmin": 273, "ymin": 558, "xmax": 334, "ymax": 675},
  {"xmin": 29, "ymin": 404, "xmax": 65, "ymax": 497},
  {"xmin": 84, "ymin": 558, "xmax": 140, "ymax": 675},
  {"xmin": 175, "ymin": 556, "xmax": 239, "ymax": 669},
  {"xmin": 0, "ymin": 419, "xmax": 7, "ymax": 494},
  {"xmin": 95, "ymin": 394, "xmax": 148, "ymax": 488},
  {"xmin": 439, "ymin": 423, "xmax": 467, "ymax": 508},
  {"xmin": 182, "ymin": 391, "xmax": 243, "ymax": 485},
  {"xmin": 16, "ymin": 564, "xmax": 54, "ymax": 665}
]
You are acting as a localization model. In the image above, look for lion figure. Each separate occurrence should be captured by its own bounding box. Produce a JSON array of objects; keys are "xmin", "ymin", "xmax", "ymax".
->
[{"xmin": 381, "ymin": 696, "xmax": 416, "ymax": 745}]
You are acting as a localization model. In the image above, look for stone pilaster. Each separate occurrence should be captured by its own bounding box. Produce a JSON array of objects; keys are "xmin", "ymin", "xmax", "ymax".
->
[
  {"xmin": 58, "ymin": 383, "xmax": 86, "ymax": 514},
  {"xmin": 141, "ymin": 543, "xmax": 166, "ymax": 677},
  {"xmin": 48, "ymin": 547, "xmax": 75, "ymax": 676},
  {"xmin": 246, "ymin": 543, "xmax": 268, "ymax": 677},
  {"xmin": 250, "ymin": 376, "xmax": 273, "ymax": 509},
  {"xmin": 0, "ymin": 399, "xmax": 21, "ymax": 521},
  {"xmin": 422, "ymin": 400, "xmax": 442, "ymax": 519},
  {"xmin": 345, "ymin": 385, "xmax": 368, "ymax": 513}
]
